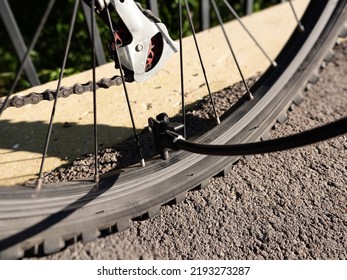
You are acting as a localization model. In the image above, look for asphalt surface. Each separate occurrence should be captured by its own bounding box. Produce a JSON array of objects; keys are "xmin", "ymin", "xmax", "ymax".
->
[{"xmin": 32, "ymin": 40, "xmax": 347, "ymax": 260}]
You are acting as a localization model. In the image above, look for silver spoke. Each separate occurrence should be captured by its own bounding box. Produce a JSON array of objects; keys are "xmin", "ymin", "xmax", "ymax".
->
[
  {"xmin": 179, "ymin": 0, "xmax": 186, "ymax": 138},
  {"xmin": 288, "ymin": 0, "xmax": 305, "ymax": 32},
  {"xmin": 223, "ymin": 0, "xmax": 277, "ymax": 67},
  {"xmin": 36, "ymin": 0, "xmax": 80, "ymax": 190},
  {"xmin": 104, "ymin": 2, "xmax": 145, "ymax": 167},
  {"xmin": 91, "ymin": 0, "xmax": 99, "ymax": 183},
  {"xmin": 184, "ymin": 0, "xmax": 220, "ymax": 124},
  {"xmin": 211, "ymin": 0, "xmax": 253, "ymax": 100},
  {"xmin": 0, "ymin": 0, "xmax": 56, "ymax": 118}
]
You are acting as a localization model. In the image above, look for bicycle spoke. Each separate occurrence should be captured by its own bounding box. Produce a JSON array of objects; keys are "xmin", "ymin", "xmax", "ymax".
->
[
  {"xmin": 2, "ymin": 0, "xmax": 347, "ymax": 260},
  {"xmin": 36, "ymin": 0, "xmax": 80, "ymax": 191},
  {"xmin": 223, "ymin": 0, "xmax": 277, "ymax": 67},
  {"xmin": 288, "ymin": 0, "xmax": 305, "ymax": 32},
  {"xmin": 211, "ymin": 0, "xmax": 253, "ymax": 100},
  {"xmin": 184, "ymin": 0, "xmax": 220, "ymax": 125},
  {"xmin": 104, "ymin": 4, "xmax": 145, "ymax": 167},
  {"xmin": 91, "ymin": 0, "xmax": 99, "ymax": 183},
  {"xmin": 0, "ymin": 0, "xmax": 56, "ymax": 118},
  {"xmin": 179, "ymin": 0, "xmax": 186, "ymax": 138}
]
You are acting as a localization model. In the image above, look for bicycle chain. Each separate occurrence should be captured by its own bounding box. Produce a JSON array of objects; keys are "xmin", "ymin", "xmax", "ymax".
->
[
  {"xmin": 0, "ymin": 75, "xmax": 135, "ymax": 111},
  {"xmin": 0, "ymin": 2, "xmax": 160, "ymax": 112}
]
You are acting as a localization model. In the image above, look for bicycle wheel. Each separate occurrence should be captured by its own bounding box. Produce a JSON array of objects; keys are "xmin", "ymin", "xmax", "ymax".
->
[{"xmin": 0, "ymin": 0, "xmax": 346, "ymax": 259}]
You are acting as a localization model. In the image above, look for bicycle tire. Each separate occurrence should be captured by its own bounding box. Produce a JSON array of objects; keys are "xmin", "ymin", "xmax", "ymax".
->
[{"xmin": 0, "ymin": 0, "xmax": 346, "ymax": 259}]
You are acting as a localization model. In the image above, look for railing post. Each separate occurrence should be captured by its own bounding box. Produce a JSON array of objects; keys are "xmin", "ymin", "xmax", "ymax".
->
[
  {"xmin": 81, "ymin": 1, "xmax": 107, "ymax": 66},
  {"xmin": 246, "ymin": 0, "xmax": 254, "ymax": 15},
  {"xmin": 200, "ymin": 0, "xmax": 210, "ymax": 30},
  {"xmin": 0, "ymin": 0, "xmax": 40, "ymax": 86},
  {"xmin": 147, "ymin": 0, "xmax": 159, "ymax": 17}
]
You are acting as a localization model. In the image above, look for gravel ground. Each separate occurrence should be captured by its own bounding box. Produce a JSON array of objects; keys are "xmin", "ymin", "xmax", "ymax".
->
[{"xmin": 32, "ymin": 40, "xmax": 347, "ymax": 260}]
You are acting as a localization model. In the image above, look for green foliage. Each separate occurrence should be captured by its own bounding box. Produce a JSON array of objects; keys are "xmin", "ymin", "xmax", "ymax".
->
[{"xmin": 0, "ymin": 0, "xmax": 281, "ymax": 96}]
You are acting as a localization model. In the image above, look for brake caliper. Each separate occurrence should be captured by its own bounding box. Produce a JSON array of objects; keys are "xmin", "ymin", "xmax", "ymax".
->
[{"xmin": 97, "ymin": 0, "xmax": 179, "ymax": 82}]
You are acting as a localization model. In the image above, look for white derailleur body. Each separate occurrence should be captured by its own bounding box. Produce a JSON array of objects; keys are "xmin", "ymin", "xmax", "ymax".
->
[{"xmin": 95, "ymin": 0, "xmax": 179, "ymax": 82}]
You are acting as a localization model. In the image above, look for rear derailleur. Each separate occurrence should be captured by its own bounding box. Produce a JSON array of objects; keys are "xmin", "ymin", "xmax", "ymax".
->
[{"xmin": 86, "ymin": 0, "xmax": 179, "ymax": 82}]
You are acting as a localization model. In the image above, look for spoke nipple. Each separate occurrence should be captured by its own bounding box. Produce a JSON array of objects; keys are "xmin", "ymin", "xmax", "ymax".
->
[
  {"xmin": 141, "ymin": 159, "xmax": 146, "ymax": 167},
  {"xmin": 94, "ymin": 174, "xmax": 100, "ymax": 184},
  {"xmin": 35, "ymin": 178, "xmax": 43, "ymax": 191},
  {"xmin": 272, "ymin": 61, "xmax": 278, "ymax": 67},
  {"xmin": 216, "ymin": 117, "xmax": 221, "ymax": 125},
  {"xmin": 248, "ymin": 92, "xmax": 254, "ymax": 100},
  {"xmin": 299, "ymin": 25, "xmax": 305, "ymax": 33}
]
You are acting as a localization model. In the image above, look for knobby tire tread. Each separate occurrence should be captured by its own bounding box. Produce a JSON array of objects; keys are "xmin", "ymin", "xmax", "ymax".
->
[{"xmin": 0, "ymin": 0, "xmax": 346, "ymax": 259}]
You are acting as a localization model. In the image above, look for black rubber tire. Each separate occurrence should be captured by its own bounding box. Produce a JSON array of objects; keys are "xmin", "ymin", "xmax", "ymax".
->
[{"xmin": 0, "ymin": 0, "xmax": 346, "ymax": 259}]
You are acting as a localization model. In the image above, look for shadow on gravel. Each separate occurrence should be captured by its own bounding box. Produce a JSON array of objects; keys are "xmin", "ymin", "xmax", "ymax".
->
[
  {"xmin": 0, "ymin": 120, "xmax": 135, "ymax": 161},
  {"xmin": 0, "ymin": 76, "xmax": 251, "ymax": 163},
  {"xmin": 0, "ymin": 113, "xmax": 214, "ymax": 184},
  {"xmin": 1, "ymin": 79, "xmax": 251, "ymax": 184}
]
